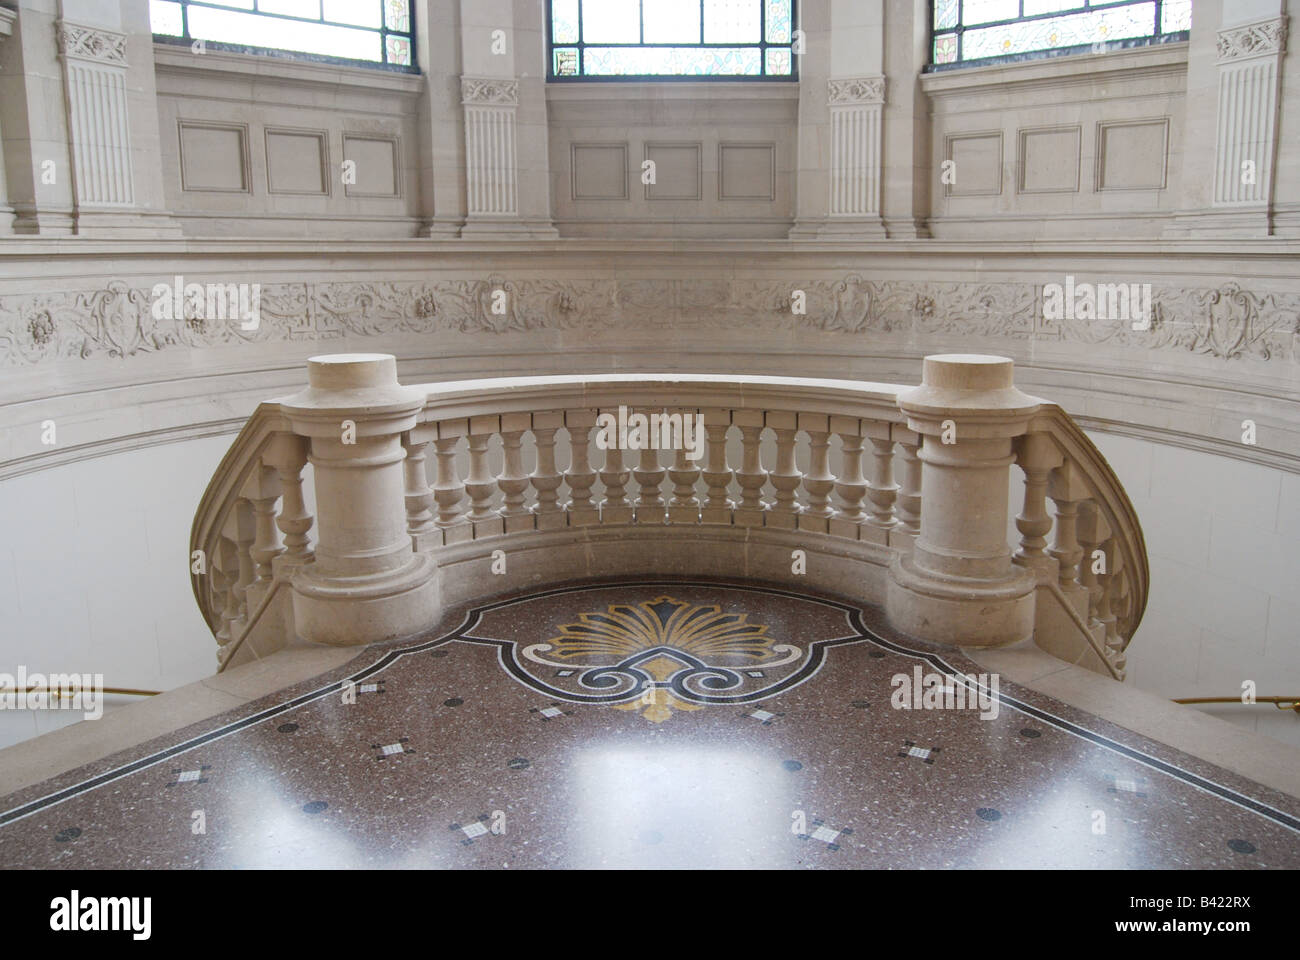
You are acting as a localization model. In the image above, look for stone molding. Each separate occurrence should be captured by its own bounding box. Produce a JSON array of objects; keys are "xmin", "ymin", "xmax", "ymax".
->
[
  {"xmin": 2, "ymin": 276, "xmax": 1297, "ymax": 368},
  {"xmin": 1216, "ymin": 17, "xmax": 1288, "ymax": 62},
  {"xmin": 460, "ymin": 76, "xmax": 519, "ymax": 106},
  {"xmin": 828, "ymin": 76, "xmax": 885, "ymax": 105},
  {"xmin": 55, "ymin": 21, "xmax": 129, "ymax": 66}
]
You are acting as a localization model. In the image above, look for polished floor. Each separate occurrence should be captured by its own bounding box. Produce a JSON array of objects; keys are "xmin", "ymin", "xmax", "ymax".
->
[{"xmin": 2, "ymin": 581, "xmax": 1297, "ymax": 869}]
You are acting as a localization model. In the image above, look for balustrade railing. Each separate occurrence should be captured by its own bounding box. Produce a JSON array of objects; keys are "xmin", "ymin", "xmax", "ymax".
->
[{"xmin": 191, "ymin": 355, "xmax": 1147, "ymax": 680}]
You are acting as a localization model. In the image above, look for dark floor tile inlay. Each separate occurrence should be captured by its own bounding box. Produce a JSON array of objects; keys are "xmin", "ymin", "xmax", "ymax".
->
[{"xmin": 1, "ymin": 580, "xmax": 1298, "ymax": 870}]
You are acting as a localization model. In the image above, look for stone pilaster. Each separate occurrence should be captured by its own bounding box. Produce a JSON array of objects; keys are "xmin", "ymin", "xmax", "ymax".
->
[{"xmin": 0, "ymin": 5, "xmax": 15, "ymax": 234}]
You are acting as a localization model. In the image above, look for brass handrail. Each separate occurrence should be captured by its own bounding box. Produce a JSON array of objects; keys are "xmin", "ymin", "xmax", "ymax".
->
[
  {"xmin": 6, "ymin": 686, "xmax": 160, "ymax": 698},
  {"xmin": 1172, "ymin": 696, "xmax": 1299, "ymax": 713}
]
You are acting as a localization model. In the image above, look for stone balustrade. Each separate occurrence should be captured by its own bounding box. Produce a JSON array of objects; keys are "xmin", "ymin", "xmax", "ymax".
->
[{"xmin": 190, "ymin": 354, "xmax": 1147, "ymax": 680}]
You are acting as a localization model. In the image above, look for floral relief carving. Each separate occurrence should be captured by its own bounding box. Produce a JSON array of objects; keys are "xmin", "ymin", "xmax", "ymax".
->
[
  {"xmin": 0, "ymin": 276, "xmax": 1295, "ymax": 368},
  {"xmin": 460, "ymin": 76, "xmax": 519, "ymax": 106},
  {"xmin": 1216, "ymin": 17, "xmax": 1288, "ymax": 61},
  {"xmin": 56, "ymin": 22, "xmax": 129, "ymax": 66},
  {"xmin": 828, "ymin": 77, "xmax": 885, "ymax": 105}
]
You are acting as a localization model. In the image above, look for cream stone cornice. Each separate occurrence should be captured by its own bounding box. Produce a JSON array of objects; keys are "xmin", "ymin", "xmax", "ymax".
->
[
  {"xmin": 151, "ymin": 42, "xmax": 424, "ymax": 97},
  {"xmin": 920, "ymin": 41, "xmax": 1188, "ymax": 99},
  {"xmin": 0, "ymin": 6, "xmax": 16, "ymax": 38}
]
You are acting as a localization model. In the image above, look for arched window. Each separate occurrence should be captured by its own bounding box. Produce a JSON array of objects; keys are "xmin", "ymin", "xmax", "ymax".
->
[
  {"xmin": 930, "ymin": 0, "xmax": 1191, "ymax": 69},
  {"xmin": 150, "ymin": 0, "xmax": 416, "ymax": 70},
  {"xmin": 548, "ymin": 0, "xmax": 796, "ymax": 80}
]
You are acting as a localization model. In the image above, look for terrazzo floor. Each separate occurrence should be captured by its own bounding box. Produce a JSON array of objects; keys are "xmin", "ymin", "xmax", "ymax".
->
[{"xmin": 1, "ymin": 580, "xmax": 1297, "ymax": 869}]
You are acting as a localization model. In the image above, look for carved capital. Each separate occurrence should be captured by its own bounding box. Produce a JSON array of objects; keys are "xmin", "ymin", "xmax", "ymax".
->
[
  {"xmin": 56, "ymin": 21, "xmax": 129, "ymax": 66},
  {"xmin": 828, "ymin": 76, "xmax": 885, "ymax": 106},
  {"xmin": 1216, "ymin": 17, "xmax": 1287, "ymax": 61},
  {"xmin": 461, "ymin": 76, "xmax": 519, "ymax": 106}
]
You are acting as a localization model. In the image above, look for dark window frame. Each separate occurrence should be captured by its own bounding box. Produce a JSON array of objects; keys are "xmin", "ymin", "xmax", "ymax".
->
[
  {"xmin": 926, "ymin": 0, "xmax": 1190, "ymax": 73},
  {"xmin": 546, "ymin": 0, "xmax": 799, "ymax": 82},
  {"xmin": 151, "ymin": 0, "xmax": 419, "ymax": 74}
]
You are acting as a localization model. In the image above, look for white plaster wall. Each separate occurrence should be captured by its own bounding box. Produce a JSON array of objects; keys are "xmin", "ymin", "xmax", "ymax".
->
[
  {"xmin": 0, "ymin": 434, "xmax": 236, "ymax": 749},
  {"xmin": 1087, "ymin": 432, "xmax": 1300, "ymax": 748}
]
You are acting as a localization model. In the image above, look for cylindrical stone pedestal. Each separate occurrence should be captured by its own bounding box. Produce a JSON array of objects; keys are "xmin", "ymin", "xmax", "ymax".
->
[
  {"xmin": 886, "ymin": 354, "xmax": 1041, "ymax": 647},
  {"xmin": 280, "ymin": 354, "xmax": 438, "ymax": 645}
]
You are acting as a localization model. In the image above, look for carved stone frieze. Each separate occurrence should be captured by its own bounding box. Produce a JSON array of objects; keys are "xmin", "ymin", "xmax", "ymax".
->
[
  {"xmin": 828, "ymin": 76, "xmax": 885, "ymax": 105},
  {"xmin": 56, "ymin": 21, "xmax": 129, "ymax": 66},
  {"xmin": 1, "ymin": 276, "xmax": 1294, "ymax": 367},
  {"xmin": 1216, "ymin": 17, "xmax": 1287, "ymax": 61},
  {"xmin": 460, "ymin": 76, "xmax": 519, "ymax": 106}
]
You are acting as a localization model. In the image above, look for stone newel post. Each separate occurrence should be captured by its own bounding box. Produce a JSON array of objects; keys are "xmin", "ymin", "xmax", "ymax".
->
[
  {"xmin": 886, "ymin": 355, "xmax": 1041, "ymax": 647},
  {"xmin": 280, "ymin": 354, "xmax": 439, "ymax": 645}
]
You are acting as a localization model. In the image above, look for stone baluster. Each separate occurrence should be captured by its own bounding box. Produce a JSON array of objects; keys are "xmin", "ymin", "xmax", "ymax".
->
[
  {"xmin": 700, "ymin": 410, "xmax": 733, "ymax": 524},
  {"xmin": 798, "ymin": 414, "xmax": 835, "ymax": 534},
  {"xmin": 1048, "ymin": 461, "xmax": 1088, "ymax": 597},
  {"xmin": 279, "ymin": 354, "xmax": 439, "ymax": 646},
  {"xmin": 465, "ymin": 415, "xmax": 504, "ymax": 537},
  {"xmin": 830, "ymin": 417, "xmax": 867, "ymax": 540},
  {"xmin": 498, "ymin": 414, "xmax": 533, "ymax": 534},
  {"xmin": 598, "ymin": 412, "xmax": 633, "ymax": 524},
  {"xmin": 1076, "ymin": 501, "xmax": 1112, "ymax": 628},
  {"xmin": 667, "ymin": 411, "xmax": 702, "ymax": 523},
  {"xmin": 766, "ymin": 412, "xmax": 802, "ymax": 530},
  {"xmin": 402, "ymin": 428, "xmax": 438, "ymax": 551},
  {"xmin": 266, "ymin": 432, "xmax": 313, "ymax": 567},
  {"xmin": 1013, "ymin": 430, "xmax": 1064, "ymax": 582},
  {"xmin": 892, "ymin": 426, "xmax": 922, "ymax": 547},
  {"xmin": 242, "ymin": 464, "xmax": 284, "ymax": 585},
  {"xmin": 886, "ymin": 355, "xmax": 1040, "ymax": 647},
  {"xmin": 865, "ymin": 425, "xmax": 899, "ymax": 545},
  {"xmin": 633, "ymin": 409, "xmax": 667, "ymax": 523},
  {"xmin": 733, "ymin": 413, "xmax": 767, "ymax": 527},
  {"xmin": 531, "ymin": 412, "xmax": 565, "ymax": 530},
  {"xmin": 215, "ymin": 535, "xmax": 240, "ymax": 648},
  {"xmin": 432, "ymin": 423, "xmax": 471, "ymax": 545},
  {"xmin": 564, "ymin": 410, "xmax": 600, "ymax": 526},
  {"xmin": 229, "ymin": 500, "xmax": 256, "ymax": 635}
]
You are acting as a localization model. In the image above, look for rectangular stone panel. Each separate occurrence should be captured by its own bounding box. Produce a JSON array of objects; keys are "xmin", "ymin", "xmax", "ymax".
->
[
  {"xmin": 644, "ymin": 142, "xmax": 702, "ymax": 200},
  {"xmin": 1097, "ymin": 118, "xmax": 1169, "ymax": 191},
  {"xmin": 342, "ymin": 134, "xmax": 400, "ymax": 198},
  {"xmin": 571, "ymin": 142, "xmax": 628, "ymax": 200},
  {"xmin": 1018, "ymin": 125, "xmax": 1080, "ymax": 194},
  {"xmin": 266, "ymin": 128, "xmax": 328, "ymax": 196},
  {"xmin": 178, "ymin": 121, "xmax": 249, "ymax": 193},
  {"xmin": 719, "ymin": 142, "xmax": 775, "ymax": 201},
  {"xmin": 944, "ymin": 131, "xmax": 1002, "ymax": 197}
]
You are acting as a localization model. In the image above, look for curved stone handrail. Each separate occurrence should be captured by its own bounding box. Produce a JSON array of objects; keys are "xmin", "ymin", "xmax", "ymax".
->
[{"xmin": 190, "ymin": 356, "xmax": 1148, "ymax": 680}]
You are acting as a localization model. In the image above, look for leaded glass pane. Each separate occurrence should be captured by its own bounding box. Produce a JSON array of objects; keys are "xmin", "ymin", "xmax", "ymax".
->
[
  {"xmin": 385, "ymin": 0, "xmax": 410, "ymax": 32},
  {"xmin": 150, "ymin": 0, "xmax": 184, "ymax": 36},
  {"xmin": 583, "ymin": 0, "xmax": 641, "ymax": 43},
  {"xmin": 186, "ymin": 6, "xmax": 383, "ymax": 60},
  {"xmin": 644, "ymin": 0, "xmax": 702, "ymax": 43},
  {"xmin": 323, "ymin": 0, "xmax": 380, "ymax": 29},
  {"xmin": 554, "ymin": 47, "xmax": 580, "ymax": 75},
  {"xmin": 1022, "ymin": 0, "xmax": 1084, "ymax": 16},
  {"xmin": 766, "ymin": 0, "xmax": 791, "ymax": 42},
  {"xmin": 549, "ymin": 1, "xmax": 794, "ymax": 79},
  {"xmin": 933, "ymin": 33, "xmax": 957, "ymax": 63},
  {"xmin": 961, "ymin": 2, "xmax": 1156, "ymax": 59},
  {"xmin": 961, "ymin": 0, "xmax": 1020, "ymax": 27},
  {"xmin": 385, "ymin": 34, "xmax": 411, "ymax": 66},
  {"xmin": 704, "ymin": 0, "xmax": 761, "ymax": 43},
  {"xmin": 1162, "ymin": 0, "xmax": 1192, "ymax": 33},
  {"xmin": 933, "ymin": 0, "xmax": 958, "ymax": 31},
  {"xmin": 583, "ymin": 45, "xmax": 762, "ymax": 76},
  {"xmin": 765, "ymin": 47, "xmax": 791, "ymax": 75},
  {"xmin": 154, "ymin": 1, "xmax": 413, "ymax": 68},
  {"xmin": 260, "ymin": 0, "xmax": 321, "ymax": 18}
]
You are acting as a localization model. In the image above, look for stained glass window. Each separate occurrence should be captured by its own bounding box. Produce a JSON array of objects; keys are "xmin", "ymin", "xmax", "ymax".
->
[
  {"xmin": 150, "ymin": 0, "xmax": 416, "ymax": 69},
  {"xmin": 931, "ymin": 0, "xmax": 1191, "ymax": 69},
  {"xmin": 548, "ymin": 0, "xmax": 796, "ymax": 79}
]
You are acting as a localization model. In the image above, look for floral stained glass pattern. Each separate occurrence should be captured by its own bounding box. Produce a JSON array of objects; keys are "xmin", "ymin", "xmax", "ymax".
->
[
  {"xmin": 150, "ymin": 0, "xmax": 415, "ymax": 67},
  {"xmin": 932, "ymin": 0, "xmax": 1191, "ymax": 68},
  {"xmin": 549, "ymin": 0, "xmax": 795, "ymax": 79}
]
